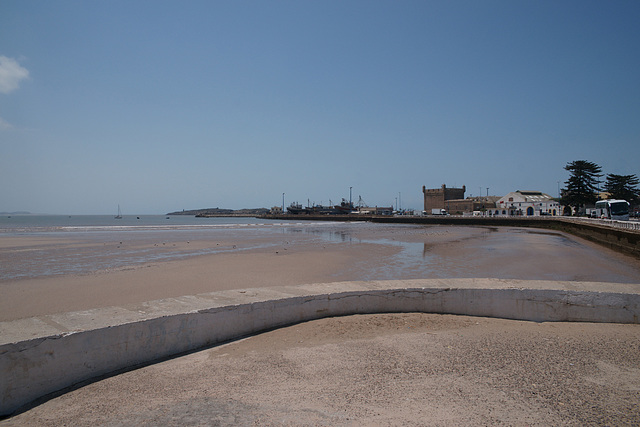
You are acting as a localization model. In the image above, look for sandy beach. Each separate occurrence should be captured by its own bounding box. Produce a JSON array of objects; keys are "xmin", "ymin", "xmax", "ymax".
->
[
  {"xmin": 2, "ymin": 223, "xmax": 640, "ymax": 322},
  {"xmin": 2, "ymin": 222, "xmax": 640, "ymax": 424}
]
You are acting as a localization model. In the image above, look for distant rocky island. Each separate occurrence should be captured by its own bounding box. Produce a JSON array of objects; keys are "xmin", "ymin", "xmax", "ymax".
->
[{"xmin": 166, "ymin": 208, "xmax": 269, "ymax": 217}]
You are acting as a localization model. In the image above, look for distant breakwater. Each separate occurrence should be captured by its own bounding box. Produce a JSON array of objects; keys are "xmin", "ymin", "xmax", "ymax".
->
[
  {"xmin": 167, "ymin": 208, "xmax": 269, "ymax": 217},
  {"xmin": 262, "ymin": 214, "xmax": 640, "ymax": 258},
  {"xmin": 195, "ymin": 213, "xmax": 266, "ymax": 218}
]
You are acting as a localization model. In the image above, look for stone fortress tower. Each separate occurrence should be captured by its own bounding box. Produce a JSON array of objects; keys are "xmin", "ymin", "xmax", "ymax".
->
[{"xmin": 422, "ymin": 184, "xmax": 466, "ymax": 213}]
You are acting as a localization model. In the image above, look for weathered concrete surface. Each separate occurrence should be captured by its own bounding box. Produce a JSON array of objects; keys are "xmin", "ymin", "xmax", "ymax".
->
[{"xmin": 1, "ymin": 278, "xmax": 639, "ymax": 416}]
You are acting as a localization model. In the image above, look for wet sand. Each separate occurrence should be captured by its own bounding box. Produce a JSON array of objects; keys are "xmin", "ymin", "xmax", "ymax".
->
[{"xmin": 2, "ymin": 223, "xmax": 640, "ymax": 321}]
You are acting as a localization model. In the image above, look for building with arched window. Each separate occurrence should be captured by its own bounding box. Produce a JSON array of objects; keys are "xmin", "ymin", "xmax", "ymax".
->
[{"xmin": 495, "ymin": 191, "xmax": 560, "ymax": 216}]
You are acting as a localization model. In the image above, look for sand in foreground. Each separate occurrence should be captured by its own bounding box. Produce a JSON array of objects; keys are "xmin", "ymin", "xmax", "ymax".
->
[{"xmin": 3, "ymin": 313, "xmax": 639, "ymax": 426}]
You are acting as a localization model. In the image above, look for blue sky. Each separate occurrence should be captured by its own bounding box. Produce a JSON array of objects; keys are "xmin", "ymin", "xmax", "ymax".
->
[{"xmin": 1, "ymin": 0, "xmax": 639, "ymax": 214}]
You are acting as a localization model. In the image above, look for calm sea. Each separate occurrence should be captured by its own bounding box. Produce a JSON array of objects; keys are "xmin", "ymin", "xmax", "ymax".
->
[{"xmin": 0, "ymin": 215, "xmax": 296, "ymax": 234}]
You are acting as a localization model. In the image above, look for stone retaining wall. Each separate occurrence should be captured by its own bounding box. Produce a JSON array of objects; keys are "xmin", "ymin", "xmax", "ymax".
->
[{"xmin": 1, "ymin": 279, "xmax": 639, "ymax": 416}]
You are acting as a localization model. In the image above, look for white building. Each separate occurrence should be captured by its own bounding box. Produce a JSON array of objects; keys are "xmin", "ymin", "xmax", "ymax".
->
[{"xmin": 494, "ymin": 191, "xmax": 560, "ymax": 216}]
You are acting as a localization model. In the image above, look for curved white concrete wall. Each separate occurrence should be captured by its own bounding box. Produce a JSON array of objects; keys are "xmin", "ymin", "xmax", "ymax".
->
[{"xmin": 1, "ymin": 279, "xmax": 639, "ymax": 416}]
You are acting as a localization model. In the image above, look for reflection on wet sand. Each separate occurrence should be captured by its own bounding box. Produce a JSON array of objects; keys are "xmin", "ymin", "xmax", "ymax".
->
[
  {"xmin": 2, "ymin": 223, "xmax": 639, "ymax": 284},
  {"xmin": 1, "ymin": 222, "xmax": 640, "ymax": 322},
  {"xmin": 342, "ymin": 224, "xmax": 640, "ymax": 283}
]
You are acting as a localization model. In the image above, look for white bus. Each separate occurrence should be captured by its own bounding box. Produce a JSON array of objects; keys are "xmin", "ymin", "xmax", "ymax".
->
[{"xmin": 594, "ymin": 199, "xmax": 630, "ymax": 221}]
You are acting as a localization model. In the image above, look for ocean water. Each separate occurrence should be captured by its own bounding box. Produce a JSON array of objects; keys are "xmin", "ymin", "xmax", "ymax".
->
[{"xmin": 0, "ymin": 214, "xmax": 294, "ymax": 234}]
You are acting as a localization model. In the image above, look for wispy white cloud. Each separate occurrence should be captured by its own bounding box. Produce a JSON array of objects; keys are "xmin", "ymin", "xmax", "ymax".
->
[
  {"xmin": 0, "ymin": 55, "xmax": 29, "ymax": 94},
  {"xmin": 0, "ymin": 117, "xmax": 13, "ymax": 130}
]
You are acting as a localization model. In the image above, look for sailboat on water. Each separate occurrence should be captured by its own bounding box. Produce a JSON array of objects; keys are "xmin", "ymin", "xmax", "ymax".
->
[{"xmin": 115, "ymin": 205, "xmax": 123, "ymax": 219}]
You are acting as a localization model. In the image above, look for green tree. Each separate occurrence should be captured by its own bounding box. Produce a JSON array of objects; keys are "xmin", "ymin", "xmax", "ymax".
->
[
  {"xmin": 604, "ymin": 173, "xmax": 640, "ymax": 205},
  {"xmin": 560, "ymin": 160, "xmax": 602, "ymax": 214}
]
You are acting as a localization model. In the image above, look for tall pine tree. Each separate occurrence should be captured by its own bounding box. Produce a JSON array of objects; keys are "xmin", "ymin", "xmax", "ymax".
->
[
  {"xmin": 604, "ymin": 174, "xmax": 640, "ymax": 205},
  {"xmin": 561, "ymin": 160, "xmax": 602, "ymax": 214}
]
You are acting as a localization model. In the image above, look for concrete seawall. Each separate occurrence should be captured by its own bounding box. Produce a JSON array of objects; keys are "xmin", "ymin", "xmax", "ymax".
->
[{"xmin": 1, "ymin": 278, "xmax": 639, "ymax": 416}]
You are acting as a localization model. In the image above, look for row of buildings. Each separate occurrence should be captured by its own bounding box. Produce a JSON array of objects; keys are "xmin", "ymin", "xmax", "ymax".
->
[
  {"xmin": 273, "ymin": 184, "xmax": 564, "ymax": 217},
  {"xmin": 423, "ymin": 184, "xmax": 563, "ymax": 216}
]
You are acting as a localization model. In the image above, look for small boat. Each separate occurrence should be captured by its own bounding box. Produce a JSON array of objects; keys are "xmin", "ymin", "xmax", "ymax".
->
[
  {"xmin": 334, "ymin": 198, "xmax": 355, "ymax": 214},
  {"xmin": 287, "ymin": 202, "xmax": 309, "ymax": 215},
  {"xmin": 115, "ymin": 205, "xmax": 123, "ymax": 219}
]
